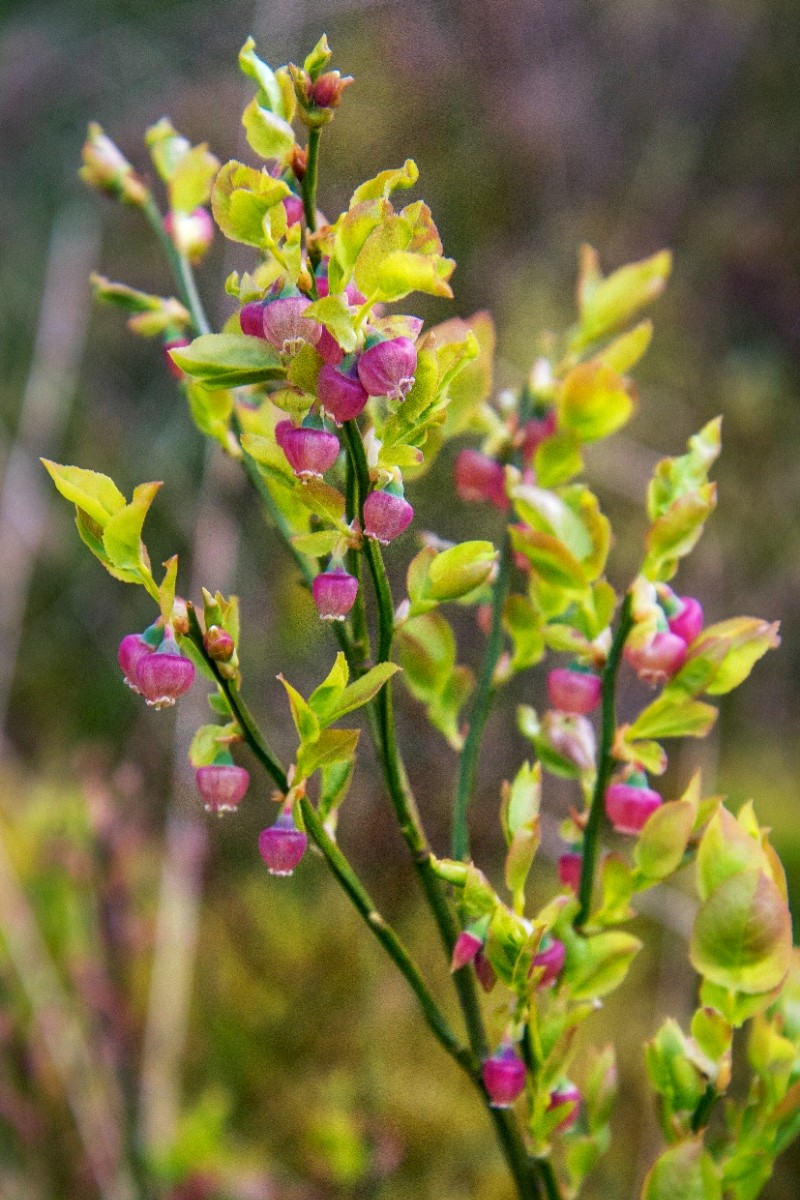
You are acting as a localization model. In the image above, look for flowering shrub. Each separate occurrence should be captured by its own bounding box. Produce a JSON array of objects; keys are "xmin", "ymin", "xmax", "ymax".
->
[{"xmin": 46, "ymin": 34, "xmax": 799, "ymax": 1200}]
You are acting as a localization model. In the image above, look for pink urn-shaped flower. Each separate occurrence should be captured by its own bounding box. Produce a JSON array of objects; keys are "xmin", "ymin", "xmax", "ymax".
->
[
  {"xmin": 282, "ymin": 194, "xmax": 304, "ymax": 227},
  {"xmin": 196, "ymin": 763, "xmax": 250, "ymax": 814},
  {"xmin": 135, "ymin": 628, "xmax": 195, "ymax": 708},
  {"xmin": 317, "ymin": 362, "xmax": 369, "ymax": 424},
  {"xmin": 605, "ymin": 773, "xmax": 661, "ymax": 834},
  {"xmin": 312, "ymin": 567, "xmax": 359, "ymax": 621},
  {"xmin": 547, "ymin": 666, "xmax": 602, "ymax": 716},
  {"xmin": 258, "ymin": 810, "xmax": 308, "ymax": 876},
  {"xmin": 118, "ymin": 629, "xmax": 159, "ymax": 692},
  {"xmin": 668, "ymin": 595, "xmax": 704, "ymax": 645},
  {"xmin": 482, "ymin": 1044, "xmax": 527, "ymax": 1109},
  {"xmin": 357, "ymin": 337, "xmax": 417, "ymax": 401},
  {"xmin": 240, "ymin": 300, "xmax": 267, "ymax": 338},
  {"xmin": 280, "ymin": 424, "xmax": 340, "ymax": 480},
  {"xmin": 548, "ymin": 1083, "xmax": 581, "ymax": 1132},
  {"xmin": 363, "ymin": 488, "xmax": 414, "ymax": 544},
  {"xmin": 454, "ymin": 449, "xmax": 509, "ymax": 511},
  {"xmin": 163, "ymin": 207, "xmax": 214, "ymax": 263},
  {"xmin": 261, "ymin": 295, "xmax": 322, "ymax": 357},
  {"xmin": 624, "ymin": 630, "xmax": 687, "ymax": 685},
  {"xmin": 531, "ymin": 937, "xmax": 566, "ymax": 988},
  {"xmin": 558, "ymin": 852, "xmax": 582, "ymax": 892}
]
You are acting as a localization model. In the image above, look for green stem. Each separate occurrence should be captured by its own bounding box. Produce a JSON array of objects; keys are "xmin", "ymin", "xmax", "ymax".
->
[
  {"xmin": 345, "ymin": 450, "xmax": 371, "ymax": 666},
  {"xmin": 301, "ymin": 128, "xmax": 321, "ymax": 234},
  {"xmin": 299, "ymin": 797, "xmax": 475, "ymax": 1078},
  {"xmin": 691, "ymin": 1083, "xmax": 717, "ymax": 1133},
  {"xmin": 537, "ymin": 1158, "xmax": 562, "ymax": 1200},
  {"xmin": 453, "ymin": 534, "xmax": 513, "ymax": 860},
  {"xmin": 185, "ymin": 605, "xmax": 288, "ymax": 793},
  {"xmin": 141, "ymin": 193, "xmax": 211, "ymax": 337},
  {"xmin": 575, "ymin": 591, "xmax": 634, "ymax": 927}
]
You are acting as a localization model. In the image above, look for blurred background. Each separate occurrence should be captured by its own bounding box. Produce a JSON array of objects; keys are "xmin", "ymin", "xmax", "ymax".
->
[{"xmin": 1, "ymin": 0, "xmax": 799, "ymax": 1196}]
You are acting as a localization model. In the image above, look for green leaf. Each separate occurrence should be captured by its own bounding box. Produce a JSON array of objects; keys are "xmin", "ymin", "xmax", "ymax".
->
[
  {"xmin": 308, "ymin": 652, "xmax": 349, "ymax": 720},
  {"xmin": 169, "ymin": 143, "xmax": 220, "ymax": 212},
  {"xmin": 159, "ymin": 555, "xmax": 179, "ymax": 624},
  {"xmin": 634, "ymin": 799, "xmax": 696, "ymax": 881},
  {"xmin": 211, "ymin": 160, "xmax": 290, "ymax": 248},
  {"xmin": 594, "ymin": 320, "xmax": 653, "ymax": 374},
  {"xmin": 188, "ymin": 723, "xmax": 238, "ymax": 768},
  {"xmin": 696, "ymin": 808, "xmax": 769, "ymax": 902},
  {"xmin": 238, "ymin": 38, "xmax": 286, "ymax": 114},
  {"xmin": 563, "ymin": 930, "xmax": 642, "ymax": 1001},
  {"xmin": 185, "ymin": 382, "xmax": 234, "ymax": 447},
  {"xmin": 101, "ymin": 481, "xmax": 160, "ymax": 581},
  {"xmin": 502, "ymin": 763, "xmax": 541, "ymax": 912},
  {"xmin": 42, "ymin": 460, "xmax": 126, "ymax": 528},
  {"xmin": 503, "ymin": 594, "xmax": 545, "ymax": 673},
  {"xmin": 304, "ymin": 294, "xmax": 359, "ymax": 353},
  {"xmin": 427, "ymin": 540, "xmax": 498, "ymax": 602},
  {"xmin": 643, "ymin": 486, "xmax": 717, "ymax": 582},
  {"xmin": 322, "ymin": 662, "xmax": 400, "ymax": 724},
  {"xmin": 641, "ymin": 1138, "xmax": 721, "ymax": 1200},
  {"xmin": 691, "ymin": 869, "xmax": 792, "ymax": 994},
  {"xmin": 594, "ymin": 855, "xmax": 637, "ymax": 925},
  {"xmin": 690, "ymin": 618, "xmax": 781, "ymax": 696},
  {"xmin": 278, "ymin": 675, "xmax": 320, "ymax": 743},
  {"xmin": 319, "ymin": 758, "xmax": 355, "ymax": 829},
  {"xmin": 351, "ymin": 160, "xmax": 419, "ymax": 204},
  {"xmin": 373, "ymin": 250, "xmax": 455, "ymax": 302},
  {"xmin": 170, "ymin": 334, "xmax": 285, "ymax": 389},
  {"xmin": 292, "ymin": 529, "xmax": 341, "ymax": 558},
  {"xmin": 534, "ymin": 431, "xmax": 584, "ymax": 488},
  {"xmin": 296, "ymin": 478, "xmax": 347, "ymax": 526},
  {"xmin": 509, "ymin": 526, "xmax": 587, "ymax": 593},
  {"xmin": 330, "ymin": 199, "xmax": 384, "ymax": 292},
  {"xmin": 303, "ymin": 34, "xmax": 332, "ymax": 79},
  {"xmin": 557, "ymin": 362, "xmax": 635, "ymax": 443},
  {"xmin": 576, "ymin": 246, "xmax": 672, "ymax": 348},
  {"xmin": 432, "ymin": 311, "xmax": 495, "ymax": 438},
  {"xmin": 647, "ymin": 419, "xmax": 721, "ymax": 522},
  {"xmin": 628, "ymin": 694, "xmax": 717, "ymax": 741},
  {"xmin": 242, "ymin": 99, "xmax": 296, "ymax": 162},
  {"xmin": 296, "ymin": 728, "xmax": 360, "ymax": 781}
]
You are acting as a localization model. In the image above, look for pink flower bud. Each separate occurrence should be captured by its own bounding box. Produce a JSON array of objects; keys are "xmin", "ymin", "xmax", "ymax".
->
[
  {"xmin": 312, "ymin": 567, "xmax": 359, "ymax": 621},
  {"xmin": 482, "ymin": 1045, "xmax": 527, "ymax": 1108},
  {"xmin": 544, "ymin": 712, "xmax": 596, "ymax": 771},
  {"xmin": 262, "ymin": 296, "xmax": 322, "ymax": 357},
  {"xmin": 240, "ymin": 300, "xmax": 267, "ymax": 338},
  {"xmin": 605, "ymin": 779, "xmax": 661, "ymax": 834},
  {"xmin": 547, "ymin": 667, "xmax": 602, "ymax": 716},
  {"xmin": 135, "ymin": 630, "xmax": 195, "ymax": 708},
  {"xmin": 317, "ymin": 363, "xmax": 368, "ymax": 424},
  {"xmin": 474, "ymin": 949, "xmax": 497, "ymax": 993},
  {"xmin": 531, "ymin": 937, "xmax": 566, "ymax": 988},
  {"xmin": 624, "ymin": 631, "xmax": 687, "ymax": 685},
  {"xmin": 451, "ymin": 930, "xmax": 483, "ymax": 972},
  {"xmin": 363, "ymin": 490, "xmax": 414, "ymax": 544},
  {"xmin": 357, "ymin": 337, "xmax": 417, "ymax": 401},
  {"xmin": 310, "ymin": 70, "xmax": 353, "ymax": 109},
  {"xmin": 668, "ymin": 596, "xmax": 704, "ymax": 645},
  {"xmin": 558, "ymin": 852, "xmax": 582, "ymax": 892},
  {"xmin": 163, "ymin": 338, "xmax": 190, "ymax": 379},
  {"xmin": 118, "ymin": 632, "xmax": 156, "ymax": 692},
  {"xmin": 258, "ymin": 810, "xmax": 308, "ymax": 876},
  {"xmin": 548, "ymin": 1083, "xmax": 581, "ymax": 1132},
  {"xmin": 163, "ymin": 208, "xmax": 214, "ymax": 263},
  {"xmin": 454, "ymin": 449, "xmax": 509, "ymax": 511},
  {"xmin": 315, "ymin": 273, "xmax": 366, "ymax": 307},
  {"xmin": 280, "ymin": 425, "xmax": 340, "ymax": 480},
  {"xmin": 79, "ymin": 122, "xmax": 147, "ymax": 205},
  {"xmin": 196, "ymin": 764, "xmax": 250, "ymax": 814},
  {"xmin": 282, "ymin": 195, "xmax": 304, "ymax": 227},
  {"xmin": 204, "ymin": 625, "xmax": 235, "ymax": 662}
]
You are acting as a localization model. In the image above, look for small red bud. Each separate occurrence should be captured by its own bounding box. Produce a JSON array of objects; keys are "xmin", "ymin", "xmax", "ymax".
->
[
  {"xmin": 204, "ymin": 625, "xmax": 235, "ymax": 662},
  {"xmin": 548, "ymin": 1083, "xmax": 581, "ymax": 1132},
  {"xmin": 531, "ymin": 937, "xmax": 566, "ymax": 988},
  {"xmin": 668, "ymin": 596, "xmax": 704, "ymax": 645},
  {"xmin": 482, "ymin": 1045, "xmax": 527, "ymax": 1108},
  {"xmin": 558, "ymin": 852, "xmax": 582, "ymax": 892},
  {"xmin": 310, "ymin": 71, "xmax": 353, "ymax": 109},
  {"xmin": 163, "ymin": 208, "xmax": 214, "ymax": 263},
  {"xmin": 451, "ymin": 930, "xmax": 483, "ymax": 972}
]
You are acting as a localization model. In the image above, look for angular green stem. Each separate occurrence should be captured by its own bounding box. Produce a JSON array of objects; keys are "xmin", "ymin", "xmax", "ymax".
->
[
  {"xmin": 140, "ymin": 193, "xmax": 211, "ymax": 337},
  {"xmin": 453, "ymin": 533, "xmax": 513, "ymax": 860},
  {"xmin": 301, "ymin": 128, "xmax": 321, "ymax": 235},
  {"xmin": 691, "ymin": 1082, "xmax": 717, "ymax": 1133},
  {"xmin": 575, "ymin": 591, "xmax": 634, "ymax": 927}
]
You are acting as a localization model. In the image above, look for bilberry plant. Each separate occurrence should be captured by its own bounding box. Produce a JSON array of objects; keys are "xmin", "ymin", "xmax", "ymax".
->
[{"xmin": 47, "ymin": 35, "xmax": 799, "ymax": 1200}]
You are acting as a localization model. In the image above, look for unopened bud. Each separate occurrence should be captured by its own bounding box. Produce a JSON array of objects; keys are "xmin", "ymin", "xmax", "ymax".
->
[{"xmin": 80, "ymin": 123, "xmax": 148, "ymax": 206}]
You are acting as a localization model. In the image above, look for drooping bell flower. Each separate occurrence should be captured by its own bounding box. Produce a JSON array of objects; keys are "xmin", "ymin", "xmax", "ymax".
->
[
  {"xmin": 262, "ymin": 295, "xmax": 322, "ymax": 357},
  {"xmin": 280, "ymin": 423, "xmax": 340, "ymax": 480},
  {"xmin": 135, "ymin": 626, "xmax": 195, "ymax": 708},
  {"xmin": 531, "ymin": 937, "xmax": 566, "ymax": 988},
  {"xmin": 282, "ymin": 194, "xmax": 304, "ymax": 227},
  {"xmin": 605, "ymin": 772, "xmax": 661, "ymax": 835},
  {"xmin": 317, "ymin": 327, "xmax": 345, "ymax": 365},
  {"xmin": 624, "ymin": 630, "xmax": 687, "ymax": 685},
  {"xmin": 258, "ymin": 809, "xmax": 308, "ymax": 876},
  {"xmin": 118, "ymin": 623, "xmax": 162, "ymax": 692},
  {"xmin": 454, "ymin": 449, "xmax": 509, "ymax": 511},
  {"xmin": 450, "ymin": 915, "xmax": 490, "ymax": 972},
  {"xmin": 363, "ymin": 485, "xmax": 414, "ymax": 544},
  {"xmin": 548, "ymin": 1083, "xmax": 581, "ymax": 1132},
  {"xmin": 547, "ymin": 665, "xmax": 602, "ymax": 716},
  {"xmin": 482, "ymin": 1044, "xmax": 527, "ymax": 1108},
  {"xmin": 668, "ymin": 595, "xmax": 704, "ymax": 645},
  {"xmin": 240, "ymin": 300, "xmax": 267, "ymax": 338},
  {"xmin": 357, "ymin": 336, "xmax": 417, "ymax": 401},
  {"xmin": 317, "ymin": 360, "xmax": 368, "ymax": 424},
  {"xmin": 312, "ymin": 567, "xmax": 359, "ymax": 621},
  {"xmin": 196, "ymin": 761, "xmax": 250, "ymax": 814}
]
